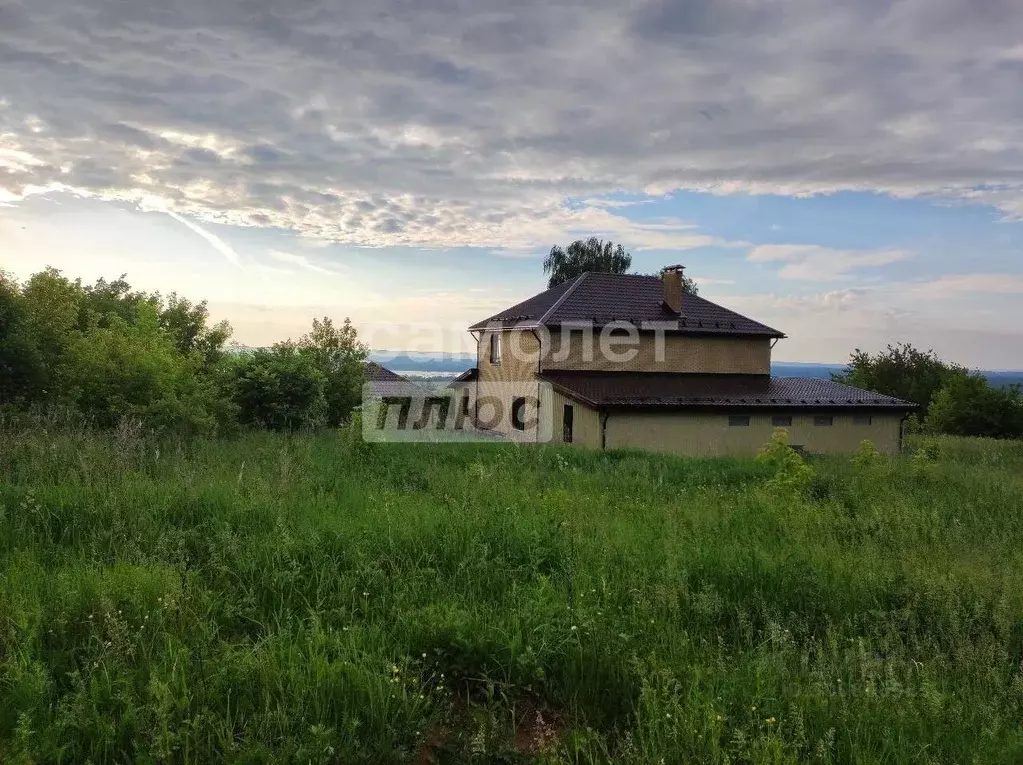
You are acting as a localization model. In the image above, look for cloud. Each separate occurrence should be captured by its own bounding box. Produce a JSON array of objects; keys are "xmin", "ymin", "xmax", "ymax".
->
[
  {"xmin": 1, "ymin": 0, "xmax": 1023, "ymax": 251},
  {"xmin": 907, "ymin": 273, "xmax": 1023, "ymax": 298},
  {"xmin": 692, "ymin": 276, "xmax": 736, "ymax": 287},
  {"xmin": 747, "ymin": 244, "xmax": 912, "ymax": 279},
  {"xmin": 268, "ymin": 249, "xmax": 343, "ymax": 275},
  {"xmin": 165, "ymin": 210, "xmax": 244, "ymax": 268},
  {"xmin": 725, "ymin": 288, "xmax": 871, "ymax": 314}
]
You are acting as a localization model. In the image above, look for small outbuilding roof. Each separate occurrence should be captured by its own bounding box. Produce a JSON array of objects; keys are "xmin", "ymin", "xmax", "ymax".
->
[{"xmin": 448, "ymin": 367, "xmax": 479, "ymax": 386}]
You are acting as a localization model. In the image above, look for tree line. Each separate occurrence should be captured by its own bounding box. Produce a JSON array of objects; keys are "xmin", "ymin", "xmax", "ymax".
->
[
  {"xmin": 0, "ymin": 268, "xmax": 367, "ymax": 434},
  {"xmin": 3, "ymin": 262, "xmax": 1020, "ymax": 441}
]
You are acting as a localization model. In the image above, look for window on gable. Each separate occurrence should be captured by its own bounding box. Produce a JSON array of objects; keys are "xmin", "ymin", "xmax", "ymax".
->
[
  {"xmin": 563, "ymin": 404, "xmax": 574, "ymax": 443},
  {"xmin": 490, "ymin": 333, "xmax": 501, "ymax": 364},
  {"xmin": 512, "ymin": 397, "xmax": 526, "ymax": 431},
  {"xmin": 728, "ymin": 414, "xmax": 750, "ymax": 427},
  {"xmin": 461, "ymin": 394, "xmax": 470, "ymax": 416},
  {"xmin": 771, "ymin": 415, "xmax": 792, "ymax": 427},
  {"xmin": 853, "ymin": 414, "xmax": 872, "ymax": 426},
  {"xmin": 814, "ymin": 415, "xmax": 833, "ymax": 427}
]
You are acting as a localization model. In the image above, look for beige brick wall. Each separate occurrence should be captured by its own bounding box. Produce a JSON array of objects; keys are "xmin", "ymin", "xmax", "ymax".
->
[
  {"xmin": 477, "ymin": 329, "xmax": 541, "ymax": 436},
  {"xmin": 540, "ymin": 331, "xmax": 771, "ymax": 374},
  {"xmin": 450, "ymin": 381, "xmax": 474, "ymax": 423},
  {"xmin": 603, "ymin": 411, "xmax": 904, "ymax": 456},
  {"xmin": 542, "ymin": 388, "xmax": 602, "ymax": 448}
]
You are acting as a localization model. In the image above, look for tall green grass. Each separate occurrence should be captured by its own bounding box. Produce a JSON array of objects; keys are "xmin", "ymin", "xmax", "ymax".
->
[{"xmin": 1, "ymin": 427, "xmax": 1022, "ymax": 763}]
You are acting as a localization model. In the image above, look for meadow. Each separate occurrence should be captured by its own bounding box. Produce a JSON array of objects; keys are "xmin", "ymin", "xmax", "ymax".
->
[{"xmin": 1, "ymin": 421, "xmax": 1022, "ymax": 763}]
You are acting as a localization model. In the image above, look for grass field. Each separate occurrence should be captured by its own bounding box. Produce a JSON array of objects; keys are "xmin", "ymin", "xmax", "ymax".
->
[{"xmin": 2, "ymin": 423, "xmax": 1023, "ymax": 763}]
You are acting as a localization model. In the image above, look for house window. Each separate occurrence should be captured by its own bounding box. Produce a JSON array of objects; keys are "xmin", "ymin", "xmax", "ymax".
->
[
  {"xmin": 771, "ymin": 415, "xmax": 792, "ymax": 427},
  {"xmin": 512, "ymin": 397, "xmax": 526, "ymax": 431},
  {"xmin": 728, "ymin": 415, "xmax": 750, "ymax": 427},
  {"xmin": 814, "ymin": 415, "xmax": 833, "ymax": 427},
  {"xmin": 853, "ymin": 414, "xmax": 872, "ymax": 426},
  {"xmin": 461, "ymin": 393, "xmax": 470, "ymax": 416},
  {"xmin": 490, "ymin": 333, "xmax": 501, "ymax": 364},
  {"xmin": 563, "ymin": 404, "xmax": 574, "ymax": 443}
]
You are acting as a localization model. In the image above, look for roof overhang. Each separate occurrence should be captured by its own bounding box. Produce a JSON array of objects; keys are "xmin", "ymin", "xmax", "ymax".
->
[{"xmin": 467, "ymin": 320, "xmax": 785, "ymax": 339}]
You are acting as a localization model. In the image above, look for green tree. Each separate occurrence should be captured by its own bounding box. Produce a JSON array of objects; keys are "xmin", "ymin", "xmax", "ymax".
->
[
  {"xmin": 232, "ymin": 342, "xmax": 327, "ymax": 431},
  {"xmin": 20, "ymin": 267, "xmax": 85, "ymax": 396},
  {"xmin": 67, "ymin": 302, "xmax": 221, "ymax": 433},
  {"xmin": 926, "ymin": 375, "xmax": 1023, "ymax": 439},
  {"xmin": 298, "ymin": 316, "xmax": 368, "ymax": 426},
  {"xmin": 543, "ymin": 238, "xmax": 634, "ymax": 288},
  {"xmin": 80, "ymin": 274, "xmax": 158, "ymax": 329},
  {"xmin": 0, "ymin": 273, "xmax": 46, "ymax": 405},
  {"xmin": 159, "ymin": 293, "xmax": 232, "ymax": 370},
  {"xmin": 832, "ymin": 343, "xmax": 964, "ymax": 416}
]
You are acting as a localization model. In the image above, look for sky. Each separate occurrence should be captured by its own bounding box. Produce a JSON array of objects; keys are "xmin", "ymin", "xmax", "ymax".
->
[{"xmin": 2, "ymin": 0, "xmax": 1023, "ymax": 367}]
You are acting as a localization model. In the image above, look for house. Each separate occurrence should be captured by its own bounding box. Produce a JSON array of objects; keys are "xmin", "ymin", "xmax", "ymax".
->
[
  {"xmin": 460, "ymin": 267, "xmax": 916, "ymax": 455},
  {"xmin": 363, "ymin": 361, "xmax": 414, "ymax": 397},
  {"xmin": 363, "ymin": 361, "xmax": 458, "ymax": 432}
]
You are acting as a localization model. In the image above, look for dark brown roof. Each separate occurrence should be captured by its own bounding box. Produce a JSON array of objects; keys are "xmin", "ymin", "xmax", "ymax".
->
[
  {"xmin": 363, "ymin": 361, "xmax": 407, "ymax": 383},
  {"xmin": 540, "ymin": 372, "xmax": 917, "ymax": 411},
  {"xmin": 448, "ymin": 367, "xmax": 478, "ymax": 386},
  {"xmin": 470, "ymin": 272, "xmax": 784, "ymax": 337}
]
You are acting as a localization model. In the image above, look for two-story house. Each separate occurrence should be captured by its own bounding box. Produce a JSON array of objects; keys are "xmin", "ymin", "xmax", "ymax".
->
[{"xmin": 455, "ymin": 267, "xmax": 916, "ymax": 455}]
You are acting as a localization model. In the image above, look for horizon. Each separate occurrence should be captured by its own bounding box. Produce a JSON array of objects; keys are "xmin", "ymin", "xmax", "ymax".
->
[{"xmin": 4, "ymin": 1, "xmax": 1023, "ymax": 367}]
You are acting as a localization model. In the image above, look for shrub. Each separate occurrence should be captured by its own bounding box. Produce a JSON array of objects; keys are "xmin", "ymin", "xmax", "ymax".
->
[
  {"xmin": 926, "ymin": 374, "xmax": 1023, "ymax": 439},
  {"xmin": 755, "ymin": 428, "xmax": 815, "ymax": 495},
  {"xmin": 851, "ymin": 439, "xmax": 880, "ymax": 467},
  {"xmin": 232, "ymin": 343, "xmax": 327, "ymax": 431},
  {"xmin": 338, "ymin": 409, "xmax": 376, "ymax": 462}
]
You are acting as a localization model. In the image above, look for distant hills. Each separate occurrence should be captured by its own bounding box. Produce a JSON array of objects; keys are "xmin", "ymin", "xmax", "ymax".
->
[{"xmin": 368, "ymin": 350, "xmax": 1023, "ymax": 388}]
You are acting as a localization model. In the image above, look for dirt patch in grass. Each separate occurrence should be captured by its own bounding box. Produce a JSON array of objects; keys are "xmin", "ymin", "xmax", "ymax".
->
[{"xmin": 414, "ymin": 694, "xmax": 567, "ymax": 763}]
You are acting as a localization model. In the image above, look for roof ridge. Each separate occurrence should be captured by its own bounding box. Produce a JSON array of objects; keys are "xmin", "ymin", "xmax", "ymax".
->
[{"xmin": 538, "ymin": 271, "xmax": 589, "ymax": 325}]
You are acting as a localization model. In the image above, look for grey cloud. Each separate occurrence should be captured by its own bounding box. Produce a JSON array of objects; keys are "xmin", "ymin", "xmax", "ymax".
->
[
  {"xmin": 1, "ymin": 0, "xmax": 1023, "ymax": 249},
  {"xmin": 242, "ymin": 144, "xmax": 288, "ymax": 164},
  {"xmin": 632, "ymin": 0, "xmax": 789, "ymax": 42},
  {"xmin": 180, "ymin": 147, "xmax": 223, "ymax": 165}
]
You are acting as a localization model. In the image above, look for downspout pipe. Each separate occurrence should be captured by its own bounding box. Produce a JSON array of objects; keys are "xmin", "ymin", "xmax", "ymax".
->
[
  {"xmin": 529, "ymin": 328, "xmax": 542, "ymax": 444},
  {"xmin": 899, "ymin": 411, "xmax": 912, "ymax": 454},
  {"xmin": 470, "ymin": 330, "xmax": 481, "ymax": 427}
]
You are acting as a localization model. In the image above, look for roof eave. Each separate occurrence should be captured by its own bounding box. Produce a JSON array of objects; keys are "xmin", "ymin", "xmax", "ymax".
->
[
  {"xmin": 600, "ymin": 402, "xmax": 917, "ymax": 412},
  {"xmin": 467, "ymin": 319, "xmax": 542, "ymax": 331},
  {"xmin": 598, "ymin": 399, "xmax": 917, "ymax": 410}
]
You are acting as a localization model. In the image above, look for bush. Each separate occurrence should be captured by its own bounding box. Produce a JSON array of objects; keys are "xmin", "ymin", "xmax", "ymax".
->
[
  {"xmin": 66, "ymin": 304, "xmax": 225, "ymax": 434},
  {"xmin": 926, "ymin": 375, "xmax": 1023, "ymax": 439},
  {"xmin": 755, "ymin": 428, "xmax": 815, "ymax": 495},
  {"xmin": 338, "ymin": 409, "xmax": 376, "ymax": 462},
  {"xmin": 833, "ymin": 342, "xmax": 965, "ymax": 416},
  {"xmin": 232, "ymin": 343, "xmax": 327, "ymax": 431},
  {"xmin": 851, "ymin": 439, "xmax": 880, "ymax": 467},
  {"xmin": 0, "ymin": 276, "xmax": 46, "ymax": 406}
]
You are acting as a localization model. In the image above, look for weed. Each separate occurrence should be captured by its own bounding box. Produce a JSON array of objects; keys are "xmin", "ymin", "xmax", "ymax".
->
[{"xmin": 1, "ymin": 428, "xmax": 1022, "ymax": 762}]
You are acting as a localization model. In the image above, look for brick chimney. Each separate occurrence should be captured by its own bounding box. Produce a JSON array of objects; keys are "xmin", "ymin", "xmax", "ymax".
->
[{"xmin": 660, "ymin": 264, "xmax": 685, "ymax": 314}]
